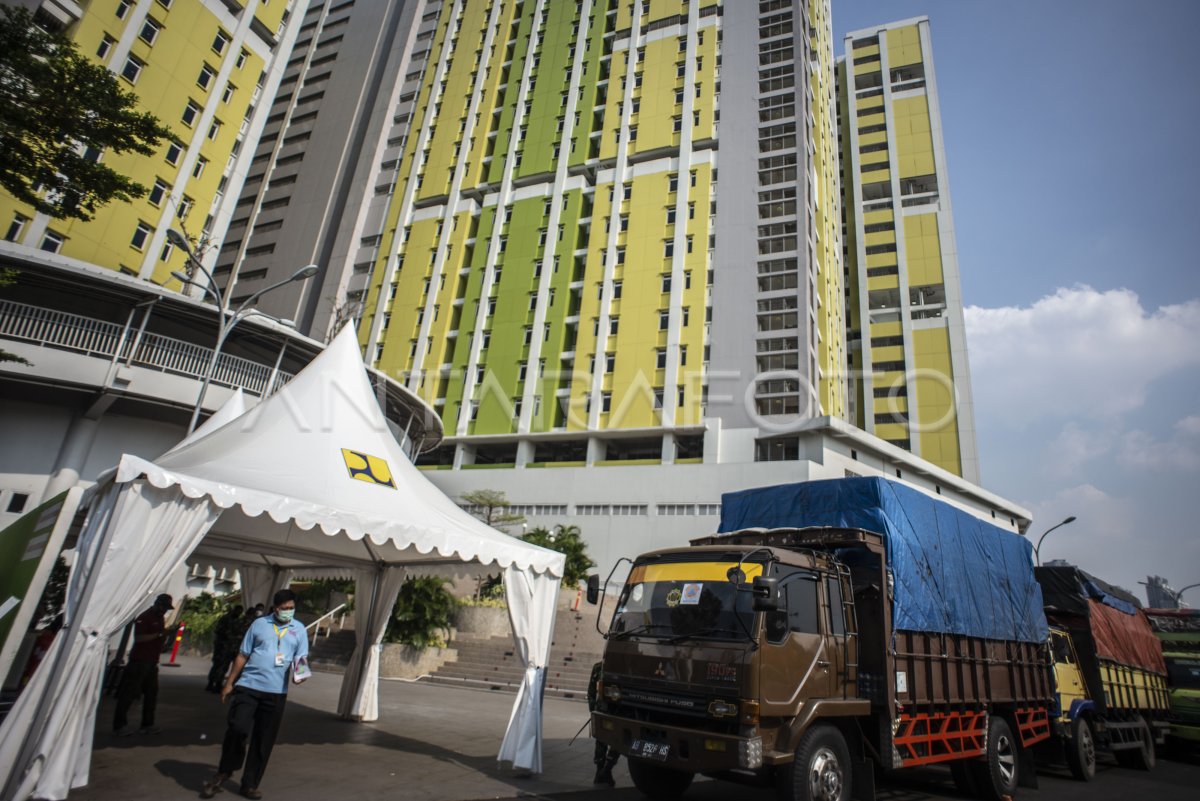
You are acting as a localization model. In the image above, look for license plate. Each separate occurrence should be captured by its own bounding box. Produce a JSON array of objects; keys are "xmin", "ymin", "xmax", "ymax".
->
[{"xmin": 631, "ymin": 738, "xmax": 670, "ymax": 761}]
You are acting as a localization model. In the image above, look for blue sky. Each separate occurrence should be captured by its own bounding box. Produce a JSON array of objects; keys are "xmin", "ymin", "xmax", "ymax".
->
[{"xmin": 836, "ymin": 1, "xmax": 1200, "ymax": 600}]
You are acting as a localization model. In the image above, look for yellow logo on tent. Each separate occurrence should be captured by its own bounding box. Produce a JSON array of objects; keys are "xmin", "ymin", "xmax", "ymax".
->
[{"xmin": 341, "ymin": 449, "xmax": 396, "ymax": 489}]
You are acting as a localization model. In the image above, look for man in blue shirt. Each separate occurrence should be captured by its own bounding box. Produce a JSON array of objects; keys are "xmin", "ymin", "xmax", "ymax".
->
[{"xmin": 202, "ymin": 589, "xmax": 309, "ymax": 799}]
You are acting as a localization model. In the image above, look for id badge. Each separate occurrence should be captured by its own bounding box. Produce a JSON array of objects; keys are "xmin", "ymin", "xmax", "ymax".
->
[{"xmin": 275, "ymin": 652, "xmax": 285, "ymax": 667}]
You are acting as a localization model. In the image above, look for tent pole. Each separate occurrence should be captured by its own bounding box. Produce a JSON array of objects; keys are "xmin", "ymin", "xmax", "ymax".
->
[{"xmin": 3, "ymin": 484, "xmax": 120, "ymax": 801}]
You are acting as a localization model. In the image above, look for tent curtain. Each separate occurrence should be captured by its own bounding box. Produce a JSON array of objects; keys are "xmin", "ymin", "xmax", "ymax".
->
[
  {"xmin": 238, "ymin": 564, "xmax": 293, "ymax": 612},
  {"xmin": 336, "ymin": 566, "xmax": 406, "ymax": 721},
  {"xmin": 497, "ymin": 566, "xmax": 560, "ymax": 773},
  {"xmin": 0, "ymin": 480, "xmax": 221, "ymax": 801}
]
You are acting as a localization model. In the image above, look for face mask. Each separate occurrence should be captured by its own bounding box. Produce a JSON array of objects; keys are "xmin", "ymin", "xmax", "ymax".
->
[{"xmin": 275, "ymin": 609, "xmax": 295, "ymax": 624}]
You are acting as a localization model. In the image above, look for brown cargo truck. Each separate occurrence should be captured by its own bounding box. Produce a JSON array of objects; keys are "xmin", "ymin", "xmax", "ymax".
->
[{"xmin": 588, "ymin": 526, "xmax": 1055, "ymax": 801}]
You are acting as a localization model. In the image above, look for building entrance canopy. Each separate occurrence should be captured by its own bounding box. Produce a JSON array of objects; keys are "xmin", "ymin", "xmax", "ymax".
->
[{"xmin": 0, "ymin": 328, "xmax": 563, "ymax": 800}]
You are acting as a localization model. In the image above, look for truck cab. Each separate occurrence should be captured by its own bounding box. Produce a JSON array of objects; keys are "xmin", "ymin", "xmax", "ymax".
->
[{"xmin": 590, "ymin": 539, "xmax": 865, "ymax": 797}]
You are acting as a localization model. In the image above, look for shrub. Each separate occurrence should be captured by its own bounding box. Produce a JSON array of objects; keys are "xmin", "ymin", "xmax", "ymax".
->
[
  {"xmin": 178, "ymin": 592, "xmax": 229, "ymax": 653},
  {"xmin": 385, "ymin": 576, "xmax": 455, "ymax": 649},
  {"xmin": 521, "ymin": 525, "xmax": 595, "ymax": 587}
]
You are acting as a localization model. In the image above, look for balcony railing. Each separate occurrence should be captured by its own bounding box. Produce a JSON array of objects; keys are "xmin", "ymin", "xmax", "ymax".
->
[{"xmin": 0, "ymin": 299, "xmax": 293, "ymax": 397}]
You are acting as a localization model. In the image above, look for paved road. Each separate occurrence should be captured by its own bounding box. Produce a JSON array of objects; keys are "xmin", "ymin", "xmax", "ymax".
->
[
  {"xmin": 59, "ymin": 656, "xmax": 1198, "ymax": 801},
  {"xmin": 498, "ymin": 756, "xmax": 1200, "ymax": 801}
]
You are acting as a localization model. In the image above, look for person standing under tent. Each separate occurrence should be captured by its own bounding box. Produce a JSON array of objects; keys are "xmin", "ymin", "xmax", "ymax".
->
[
  {"xmin": 112, "ymin": 593, "xmax": 173, "ymax": 736},
  {"xmin": 206, "ymin": 605, "xmax": 245, "ymax": 693},
  {"xmin": 202, "ymin": 590, "xmax": 309, "ymax": 800}
]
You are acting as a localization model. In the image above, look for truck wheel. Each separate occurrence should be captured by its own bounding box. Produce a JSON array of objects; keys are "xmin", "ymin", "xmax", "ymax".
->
[
  {"xmin": 781, "ymin": 724, "xmax": 851, "ymax": 801},
  {"xmin": 627, "ymin": 758, "xmax": 694, "ymax": 800},
  {"xmin": 1064, "ymin": 716, "xmax": 1096, "ymax": 781},
  {"xmin": 1128, "ymin": 717, "xmax": 1155, "ymax": 771},
  {"xmin": 970, "ymin": 717, "xmax": 1019, "ymax": 801}
]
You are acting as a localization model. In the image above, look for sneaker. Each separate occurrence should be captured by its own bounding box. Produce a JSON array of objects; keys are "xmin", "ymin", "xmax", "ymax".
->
[
  {"xmin": 241, "ymin": 788, "xmax": 262, "ymax": 799},
  {"xmin": 139, "ymin": 725, "xmax": 162, "ymax": 735},
  {"xmin": 113, "ymin": 725, "xmax": 139, "ymax": 737}
]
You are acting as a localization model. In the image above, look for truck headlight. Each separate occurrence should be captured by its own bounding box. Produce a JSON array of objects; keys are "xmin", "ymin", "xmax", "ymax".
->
[
  {"xmin": 708, "ymin": 700, "xmax": 738, "ymax": 717},
  {"xmin": 738, "ymin": 736, "xmax": 763, "ymax": 769},
  {"xmin": 603, "ymin": 684, "xmax": 621, "ymax": 702}
]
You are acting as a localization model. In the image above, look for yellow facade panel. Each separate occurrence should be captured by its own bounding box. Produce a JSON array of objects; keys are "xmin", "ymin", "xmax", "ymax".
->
[{"xmin": 885, "ymin": 25, "xmax": 923, "ymax": 68}]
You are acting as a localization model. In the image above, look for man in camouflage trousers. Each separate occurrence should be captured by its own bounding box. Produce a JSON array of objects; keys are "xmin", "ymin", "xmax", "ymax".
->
[{"xmin": 206, "ymin": 605, "xmax": 246, "ymax": 693}]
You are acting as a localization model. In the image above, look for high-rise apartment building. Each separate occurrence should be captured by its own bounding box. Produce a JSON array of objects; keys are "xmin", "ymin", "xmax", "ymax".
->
[
  {"xmin": 209, "ymin": 0, "xmax": 1021, "ymax": 570},
  {"xmin": 0, "ymin": 0, "xmax": 306, "ymax": 288},
  {"xmin": 357, "ymin": 0, "xmax": 845, "ymax": 462},
  {"xmin": 838, "ymin": 17, "xmax": 979, "ymax": 481},
  {"xmin": 212, "ymin": 0, "xmax": 435, "ymax": 339}
]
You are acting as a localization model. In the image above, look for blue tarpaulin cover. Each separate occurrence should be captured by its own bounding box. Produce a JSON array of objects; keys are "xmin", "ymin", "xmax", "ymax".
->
[{"xmin": 719, "ymin": 477, "xmax": 1048, "ymax": 643}]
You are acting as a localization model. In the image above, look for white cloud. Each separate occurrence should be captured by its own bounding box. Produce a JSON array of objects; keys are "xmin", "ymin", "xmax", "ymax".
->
[
  {"xmin": 965, "ymin": 286, "xmax": 1200, "ymax": 427},
  {"xmin": 1043, "ymin": 422, "xmax": 1112, "ymax": 477},
  {"xmin": 1177, "ymin": 416, "xmax": 1200, "ymax": 436},
  {"xmin": 1116, "ymin": 428, "xmax": 1200, "ymax": 472}
]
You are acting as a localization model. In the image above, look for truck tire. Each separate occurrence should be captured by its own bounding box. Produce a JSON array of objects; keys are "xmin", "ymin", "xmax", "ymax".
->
[
  {"xmin": 780, "ymin": 724, "xmax": 851, "ymax": 801},
  {"xmin": 627, "ymin": 758, "xmax": 694, "ymax": 800},
  {"xmin": 1064, "ymin": 716, "xmax": 1096, "ymax": 781},
  {"xmin": 970, "ymin": 717, "xmax": 1019, "ymax": 801},
  {"xmin": 1120, "ymin": 717, "xmax": 1155, "ymax": 771}
]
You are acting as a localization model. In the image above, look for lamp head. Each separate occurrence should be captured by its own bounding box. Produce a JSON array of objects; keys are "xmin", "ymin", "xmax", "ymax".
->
[
  {"xmin": 166, "ymin": 229, "xmax": 191, "ymax": 250},
  {"xmin": 170, "ymin": 271, "xmax": 191, "ymax": 285},
  {"xmin": 1063, "ymin": 516, "xmax": 1077, "ymax": 524},
  {"xmin": 292, "ymin": 264, "xmax": 319, "ymax": 281}
]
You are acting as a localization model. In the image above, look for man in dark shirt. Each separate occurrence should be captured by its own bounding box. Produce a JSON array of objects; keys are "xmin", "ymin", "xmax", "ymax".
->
[
  {"xmin": 207, "ymin": 605, "xmax": 245, "ymax": 693},
  {"xmin": 113, "ymin": 593, "xmax": 173, "ymax": 736}
]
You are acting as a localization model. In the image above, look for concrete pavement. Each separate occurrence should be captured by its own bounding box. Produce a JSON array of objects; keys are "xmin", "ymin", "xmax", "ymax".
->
[
  {"xmin": 72, "ymin": 655, "xmax": 622, "ymax": 800},
  {"xmin": 60, "ymin": 654, "xmax": 1200, "ymax": 800}
]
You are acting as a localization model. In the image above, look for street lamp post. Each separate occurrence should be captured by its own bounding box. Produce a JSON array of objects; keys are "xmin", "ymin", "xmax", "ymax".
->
[
  {"xmin": 1173, "ymin": 583, "xmax": 1200, "ymax": 606},
  {"xmin": 1033, "ymin": 515, "xmax": 1077, "ymax": 566},
  {"xmin": 167, "ymin": 230, "xmax": 318, "ymax": 433}
]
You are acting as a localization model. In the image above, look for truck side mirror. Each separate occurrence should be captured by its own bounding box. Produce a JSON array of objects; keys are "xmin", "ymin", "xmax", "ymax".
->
[
  {"xmin": 586, "ymin": 574, "xmax": 600, "ymax": 605},
  {"xmin": 751, "ymin": 576, "xmax": 780, "ymax": 612}
]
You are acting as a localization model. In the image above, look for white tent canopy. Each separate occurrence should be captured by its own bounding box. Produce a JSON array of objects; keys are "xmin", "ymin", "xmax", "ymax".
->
[{"xmin": 0, "ymin": 328, "xmax": 564, "ymax": 800}]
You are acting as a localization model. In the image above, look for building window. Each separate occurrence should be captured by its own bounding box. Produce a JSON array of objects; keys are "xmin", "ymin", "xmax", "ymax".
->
[
  {"xmin": 192, "ymin": 157, "xmax": 207, "ymax": 179},
  {"xmin": 222, "ymin": 83, "xmax": 236, "ymax": 103},
  {"xmin": 165, "ymin": 140, "xmax": 183, "ymax": 165},
  {"xmin": 5, "ymin": 214, "xmax": 29, "ymax": 243},
  {"xmin": 197, "ymin": 64, "xmax": 216, "ymax": 91},
  {"xmin": 148, "ymin": 179, "xmax": 168, "ymax": 206},
  {"xmin": 656, "ymin": 349, "xmax": 667, "ymax": 370},
  {"xmin": 182, "ymin": 101, "xmax": 201, "ymax": 127},
  {"xmin": 601, "ymin": 392, "xmax": 612, "ymax": 413},
  {"xmin": 177, "ymin": 196, "xmax": 193, "ymax": 220},
  {"xmin": 96, "ymin": 35, "xmax": 116, "ymax": 60},
  {"xmin": 116, "ymin": 0, "xmax": 132, "ymax": 19},
  {"xmin": 207, "ymin": 119, "xmax": 221, "ymax": 140},
  {"xmin": 213, "ymin": 30, "xmax": 231, "ymax": 54},
  {"xmin": 236, "ymin": 49, "xmax": 249, "ymax": 69},
  {"xmin": 139, "ymin": 17, "xmax": 161, "ymax": 45},
  {"xmin": 664, "ymin": 241, "xmax": 674, "ymax": 258},
  {"xmin": 668, "ymin": 173, "xmax": 678, "ymax": 192},
  {"xmin": 131, "ymin": 222, "xmax": 152, "ymax": 251},
  {"xmin": 661, "ymin": 275, "xmax": 671, "ymax": 293},
  {"xmin": 659, "ymin": 311, "xmax": 669, "ymax": 330},
  {"xmin": 40, "ymin": 231, "xmax": 64, "ymax": 253},
  {"xmin": 121, "ymin": 55, "xmax": 144, "ymax": 84}
]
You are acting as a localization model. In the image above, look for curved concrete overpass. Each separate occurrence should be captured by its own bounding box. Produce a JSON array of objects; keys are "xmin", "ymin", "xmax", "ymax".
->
[{"xmin": 0, "ymin": 243, "xmax": 440, "ymax": 528}]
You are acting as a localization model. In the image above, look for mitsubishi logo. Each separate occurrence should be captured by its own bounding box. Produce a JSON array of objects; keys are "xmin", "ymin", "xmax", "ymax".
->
[{"xmin": 654, "ymin": 662, "xmax": 666, "ymax": 677}]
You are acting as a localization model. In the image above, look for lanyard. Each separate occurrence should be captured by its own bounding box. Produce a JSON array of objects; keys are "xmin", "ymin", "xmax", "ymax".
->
[{"xmin": 272, "ymin": 622, "xmax": 288, "ymax": 647}]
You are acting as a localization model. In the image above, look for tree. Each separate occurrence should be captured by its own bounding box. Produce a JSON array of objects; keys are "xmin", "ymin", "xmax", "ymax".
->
[
  {"xmin": 0, "ymin": 7, "xmax": 170, "ymax": 221},
  {"xmin": 521, "ymin": 525, "xmax": 595, "ymax": 588},
  {"xmin": 461, "ymin": 489, "xmax": 525, "ymax": 531}
]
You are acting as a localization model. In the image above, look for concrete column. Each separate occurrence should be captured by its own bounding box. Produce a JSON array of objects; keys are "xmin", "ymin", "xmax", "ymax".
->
[{"xmin": 40, "ymin": 414, "xmax": 101, "ymax": 501}]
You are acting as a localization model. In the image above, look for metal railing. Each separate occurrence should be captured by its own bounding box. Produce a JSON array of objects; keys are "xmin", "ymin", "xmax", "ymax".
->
[
  {"xmin": 0, "ymin": 299, "xmax": 294, "ymax": 396},
  {"xmin": 305, "ymin": 603, "xmax": 348, "ymax": 640}
]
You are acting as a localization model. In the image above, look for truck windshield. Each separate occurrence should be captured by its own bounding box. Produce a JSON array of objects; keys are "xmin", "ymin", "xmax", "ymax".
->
[
  {"xmin": 608, "ymin": 561, "xmax": 760, "ymax": 642},
  {"xmin": 1165, "ymin": 656, "xmax": 1200, "ymax": 690}
]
